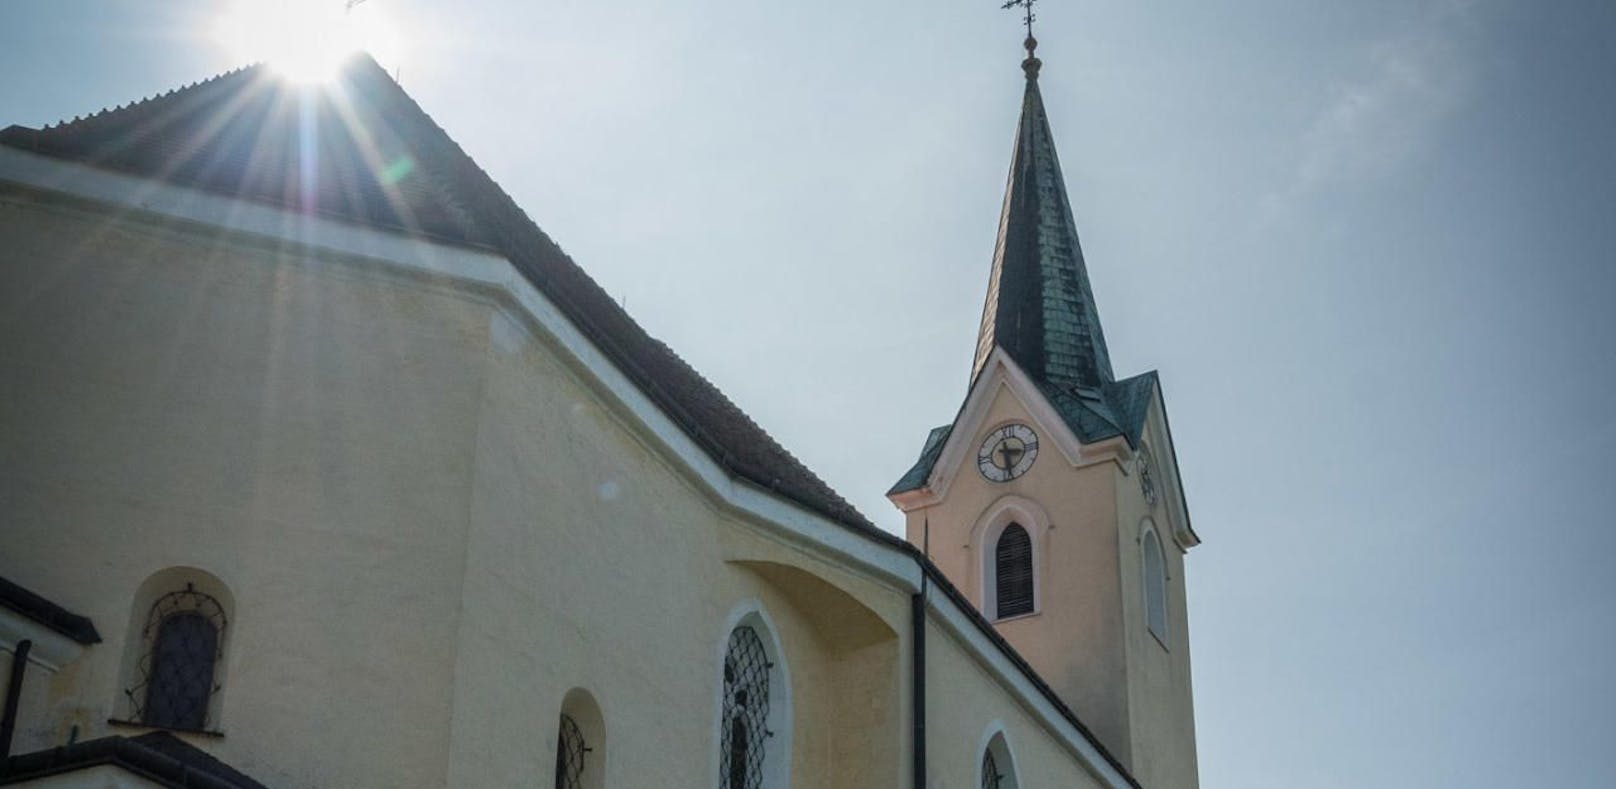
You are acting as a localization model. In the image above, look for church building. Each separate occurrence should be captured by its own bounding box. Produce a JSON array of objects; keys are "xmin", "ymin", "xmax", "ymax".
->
[{"xmin": 0, "ymin": 36, "xmax": 1199, "ymax": 789}]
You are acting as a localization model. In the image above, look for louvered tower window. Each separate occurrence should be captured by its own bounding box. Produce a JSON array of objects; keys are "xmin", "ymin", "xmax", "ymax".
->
[
  {"xmin": 553, "ymin": 713, "xmax": 587, "ymax": 789},
  {"xmin": 720, "ymin": 625, "xmax": 771, "ymax": 789},
  {"xmin": 994, "ymin": 523, "xmax": 1034, "ymax": 618}
]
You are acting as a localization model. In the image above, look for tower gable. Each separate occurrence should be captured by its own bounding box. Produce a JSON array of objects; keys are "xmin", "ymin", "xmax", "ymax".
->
[{"xmin": 888, "ymin": 348, "xmax": 1122, "ymax": 513}]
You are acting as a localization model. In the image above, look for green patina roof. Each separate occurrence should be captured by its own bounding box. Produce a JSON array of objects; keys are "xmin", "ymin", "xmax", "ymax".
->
[
  {"xmin": 890, "ymin": 55, "xmax": 1159, "ymax": 498},
  {"xmin": 971, "ymin": 58, "xmax": 1112, "ymax": 391},
  {"xmin": 886, "ymin": 371, "xmax": 1159, "ymax": 496}
]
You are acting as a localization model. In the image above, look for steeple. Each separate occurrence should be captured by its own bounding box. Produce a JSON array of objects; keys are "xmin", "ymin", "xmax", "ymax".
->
[{"xmin": 971, "ymin": 36, "xmax": 1114, "ymax": 391}]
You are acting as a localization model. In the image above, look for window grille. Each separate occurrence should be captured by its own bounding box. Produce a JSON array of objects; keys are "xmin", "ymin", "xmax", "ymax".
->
[
  {"xmin": 981, "ymin": 748, "xmax": 1003, "ymax": 789},
  {"xmin": 127, "ymin": 584, "xmax": 227, "ymax": 730},
  {"xmin": 553, "ymin": 713, "xmax": 587, "ymax": 789},
  {"xmin": 995, "ymin": 523, "xmax": 1034, "ymax": 618},
  {"xmin": 720, "ymin": 625, "xmax": 771, "ymax": 789}
]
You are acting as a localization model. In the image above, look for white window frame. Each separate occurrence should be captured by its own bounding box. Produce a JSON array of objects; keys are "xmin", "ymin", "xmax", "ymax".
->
[
  {"xmin": 975, "ymin": 721, "xmax": 1023, "ymax": 789},
  {"xmin": 971, "ymin": 496, "xmax": 1051, "ymax": 622}
]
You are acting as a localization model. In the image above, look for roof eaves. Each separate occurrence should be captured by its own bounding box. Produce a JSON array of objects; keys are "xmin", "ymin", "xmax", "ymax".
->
[
  {"xmin": 886, "ymin": 424, "xmax": 954, "ymax": 496},
  {"xmin": 0, "ymin": 575, "xmax": 100, "ymax": 645},
  {"xmin": 1, "ymin": 733, "xmax": 267, "ymax": 789}
]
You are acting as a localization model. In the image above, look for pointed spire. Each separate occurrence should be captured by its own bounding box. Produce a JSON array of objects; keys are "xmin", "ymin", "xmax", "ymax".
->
[{"xmin": 971, "ymin": 42, "xmax": 1113, "ymax": 390}]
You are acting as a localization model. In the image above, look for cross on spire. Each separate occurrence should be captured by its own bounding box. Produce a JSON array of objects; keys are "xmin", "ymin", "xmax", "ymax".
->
[
  {"xmin": 1001, "ymin": 0, "xmax": 1037, "ymax": 40},
  {"xmin": 999, "ymin": 0, "xmax": 1042, "ymax": 78}
]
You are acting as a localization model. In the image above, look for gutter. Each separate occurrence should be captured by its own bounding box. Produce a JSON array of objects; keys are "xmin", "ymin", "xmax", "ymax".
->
[{"xmin": 0, "ymin": 640, "xmax": 29, "ymax": 763}]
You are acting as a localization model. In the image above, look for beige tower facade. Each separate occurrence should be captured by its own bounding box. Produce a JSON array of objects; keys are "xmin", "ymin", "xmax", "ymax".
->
[{"xmin": 889, "ymin": 47, "xmax": 1202, "ymax": 789}]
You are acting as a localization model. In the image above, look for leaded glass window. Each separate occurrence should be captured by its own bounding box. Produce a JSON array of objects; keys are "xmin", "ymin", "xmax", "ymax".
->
[
  {"xmin": 554, "ymin": 713, "xmax": 587, "ymax": 789},
  {"xmin": 129, "ymin": 584, "xmax": 227, "ymax": 730},
  {"xmin": 995, "ymin": 522, "xmax": 1034, "ymax": 618},
  {"xmin": 981, "ymin": 748, "xmax": 1003, "ymax": 789},
  {"xmin": 720, "ymin": 625, "xmax": 770, "ymax": 789}
]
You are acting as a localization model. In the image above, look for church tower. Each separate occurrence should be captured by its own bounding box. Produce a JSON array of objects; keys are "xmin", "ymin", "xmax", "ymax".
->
[{"xmin": 888, "ymin": 35, "xmax": 1202, "ymax": 788}]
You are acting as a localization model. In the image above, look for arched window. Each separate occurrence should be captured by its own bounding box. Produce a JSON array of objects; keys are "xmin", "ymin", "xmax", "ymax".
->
[
  {"xmin": 981, "ymin": 748, "xmax": 1002, "ymax": 789},
  {"xmin": 556, "ymin": 688, "xmax": 605, "ymax": 789},
  {"xmin": 994, "ymin": 523, "xmax": 1034, "ymax": 619},
  {"xmin": 554, "ymin": 713, "xmax": 588, "ymax": 789},
  {"xmin": 720, "ymin": 625, "xmax": 771, "ymax": 789},
  {"xmin": 1143, "ymin": 528, "xmax": 1169, "ymax": 646},
  {"xmin": 978, "ymin": 729, "xmax": 1020, "ymax": 789},
  {"xmin": 131, "ymin": 583, "xmax": 227, "ymax": 730}
]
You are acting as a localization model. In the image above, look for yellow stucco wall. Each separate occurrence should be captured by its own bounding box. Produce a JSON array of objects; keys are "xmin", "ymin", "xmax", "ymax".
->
[
  {"xmin": 901, "ymin": 374, "xmax": 1201, "ymax": 788},
  {"xmin": 1113, "ymin": 398, "xmax": 1200, "ymax": 789},
  {"xmin": 904, "ymin": 382, "xmax": 1133, "ymax": 765},
  {"xmin": 0, "ymin": 186, "xmax": 1138, "ymax": 788}
]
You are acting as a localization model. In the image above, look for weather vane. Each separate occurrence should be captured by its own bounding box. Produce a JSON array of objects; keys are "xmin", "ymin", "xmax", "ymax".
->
[
  {"xmin": 1001, "ymin": 0, "xmax": 1037, "ymax": 41},
  {"xmin": 999, "ymin": 0, "xmax": 1042, "ymax": 77}
]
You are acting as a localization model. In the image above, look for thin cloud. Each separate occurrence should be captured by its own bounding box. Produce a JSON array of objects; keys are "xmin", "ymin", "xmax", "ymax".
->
[{"xmin": 1275, "ymin": 0, "xmax": 1485, "ymax": 208}]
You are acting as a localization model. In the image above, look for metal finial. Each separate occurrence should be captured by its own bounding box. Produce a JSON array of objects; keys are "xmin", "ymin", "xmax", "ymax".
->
[
  {"xmin": 1000, "ymin": 1, "xmax": 1041, "ymax": 78},
  {"xmin": 1000, "ymin": 0, "xmax": 1037, "ymax": 39}
]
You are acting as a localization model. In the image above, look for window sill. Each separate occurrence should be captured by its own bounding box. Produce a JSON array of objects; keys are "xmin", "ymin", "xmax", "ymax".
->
[
  {"xmin": 991, "ymin": 610, "xmax": 1041, "ymax": 625},
  {"xmin": 107, "ymin": 718, "xmax": 224, "ymax": 738}
]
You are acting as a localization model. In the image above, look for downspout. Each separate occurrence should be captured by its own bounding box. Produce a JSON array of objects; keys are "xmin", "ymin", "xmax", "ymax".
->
[
  {"xmin": 0, "ymin": 639, "xmax": 31, "ymax": 763},
  {"xmin": 910, "ymin": 591, "xmax": 927, "ymax": 789},
  {"xmin": 911, "ymin": 516, "xmax": 931, "ymax": 789}
]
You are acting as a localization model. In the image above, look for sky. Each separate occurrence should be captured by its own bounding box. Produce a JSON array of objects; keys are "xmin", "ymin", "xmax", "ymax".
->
[{"xmin": 4, "ymin": 1, "xmax": 1615, "ymax": 786}]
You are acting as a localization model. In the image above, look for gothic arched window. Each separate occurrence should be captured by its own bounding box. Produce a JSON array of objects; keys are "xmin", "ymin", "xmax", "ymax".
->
[
  {"xmin": 981, "ymin": 748, "xmax": 1003, "ymax": 789},
  {"xmin": 720, "ymin": 625, "xmax": 771, "ymax": 789},
  {"xmin": 131, "ymin": 583, "xmax": 227, "ymax": 730},
  {"xmin": 994, "ymin": 523, "xmax": 1034, "ymax": 619},
  {"xmin": 1143, "ymin": 528, "xmax": 1169, "ymax": 646},
  {"xmin": 979, "ymin": 730, "xmax": 1020, "ymax": 789},
  {"xmin": 554, "ymin": 713, "xmax": 588, "ymax": 789}
]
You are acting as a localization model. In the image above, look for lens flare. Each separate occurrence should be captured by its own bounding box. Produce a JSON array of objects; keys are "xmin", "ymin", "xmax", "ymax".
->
[{"xmin": 212, "ymin": 0, "xmax": 405, "ymax": 83}]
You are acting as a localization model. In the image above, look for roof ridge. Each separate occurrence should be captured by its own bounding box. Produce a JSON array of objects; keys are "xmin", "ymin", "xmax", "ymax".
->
[
  {"xmin": 335, "ymin": 57, "xmax": 877, "ymax": 529},
  {"xmin": 41, "ymin": 63, "xmax": 267, "ymax": 134}
]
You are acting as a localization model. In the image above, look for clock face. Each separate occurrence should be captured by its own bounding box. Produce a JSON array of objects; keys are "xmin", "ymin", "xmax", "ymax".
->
[
  {"xmin": 977, "ymin": 423, "xmax": 1039, "ymax": 482},
  {"xmin": 1139, "ymin": 450, "xmax": 1159, "ymax": 506}
]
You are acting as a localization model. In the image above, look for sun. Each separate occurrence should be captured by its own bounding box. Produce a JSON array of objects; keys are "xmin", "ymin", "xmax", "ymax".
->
[{"xmin": 212, "ymin": 0, "xmax": 405, "ymax": 83}]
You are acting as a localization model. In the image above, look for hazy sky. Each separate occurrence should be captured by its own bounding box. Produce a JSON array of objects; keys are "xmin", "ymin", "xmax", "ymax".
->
[{"xmin": 4, "ymin": 1, "xmax": 1615, "ymax": 786}]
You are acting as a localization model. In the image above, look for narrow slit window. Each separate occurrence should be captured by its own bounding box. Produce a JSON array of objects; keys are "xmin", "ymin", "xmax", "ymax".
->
[{"xmin": 1144, "ymin": 530, "xmax": 1169, "ymax": 645}]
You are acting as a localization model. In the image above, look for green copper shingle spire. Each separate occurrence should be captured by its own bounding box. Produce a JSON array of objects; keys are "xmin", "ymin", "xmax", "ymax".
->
[{"xmin": 971, "ymin": 38, "xmax": 1114, "ymax": 390}]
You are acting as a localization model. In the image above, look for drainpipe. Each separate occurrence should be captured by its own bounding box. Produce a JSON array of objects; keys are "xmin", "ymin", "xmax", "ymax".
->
[
  {"xmin": 912, "ymin": 512, "xmax": 931, "ymax": 789},
  {"xmin": 0, "ymin": 639, "xmax": 31, "ymax": 762},
  {"xmin": 911, "ymin": 591, "xmax": 927, "ymax": 789}
]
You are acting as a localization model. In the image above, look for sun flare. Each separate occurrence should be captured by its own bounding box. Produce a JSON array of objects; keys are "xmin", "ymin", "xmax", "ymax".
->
[{"xmin": 212, "ymin": 0, "xmax": 404, "ymax": 83}]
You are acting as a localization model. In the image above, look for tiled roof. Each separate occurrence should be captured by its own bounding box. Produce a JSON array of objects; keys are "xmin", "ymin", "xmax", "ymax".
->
[
  {"xmin": 0, "ymin": 56, "xmax": 879, "ymax": 539},
  {"xmin": 0, "ymin": 59, "xmax": 1143, "ymax": 785},
  {"xmin": 0, "ymin": 574, "xmax": 100, "ymax": 645},
  {"xmin": 971, "ymin": 59, "xmax": 1113, "ymax": 391},
  {"xmin": 1, "ymin": 732, "xmax": 268, "ymax": 789},
  {"xmin": 893, "ymin": 54, "xmax": 1162, "ymax": 499}
]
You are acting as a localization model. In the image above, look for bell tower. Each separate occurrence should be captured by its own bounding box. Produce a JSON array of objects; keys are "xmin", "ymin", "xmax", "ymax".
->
[{"xmin": 888, "ymin": 29, "xmax": 1202, "ymax": 789}]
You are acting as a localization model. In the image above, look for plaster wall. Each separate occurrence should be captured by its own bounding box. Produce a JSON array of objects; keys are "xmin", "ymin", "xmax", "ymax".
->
[
  {"xmin": 923, "ymin": 616, "xmax": 1108, "ymax": 789},
  {"xmin": 0, "ymin": 184, "xmax": 1131, "ymax": 788},
  {"xmin": 1113, "ymin": 396, "xmax": 1199, "ymax": 789},
  {"xmin": 905, "ymin": 382, "xmax": 1132, "ymax": 765},
  {"xmin": 0, "ymin": 193, "xmax": 483, "ymax": 786}
]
